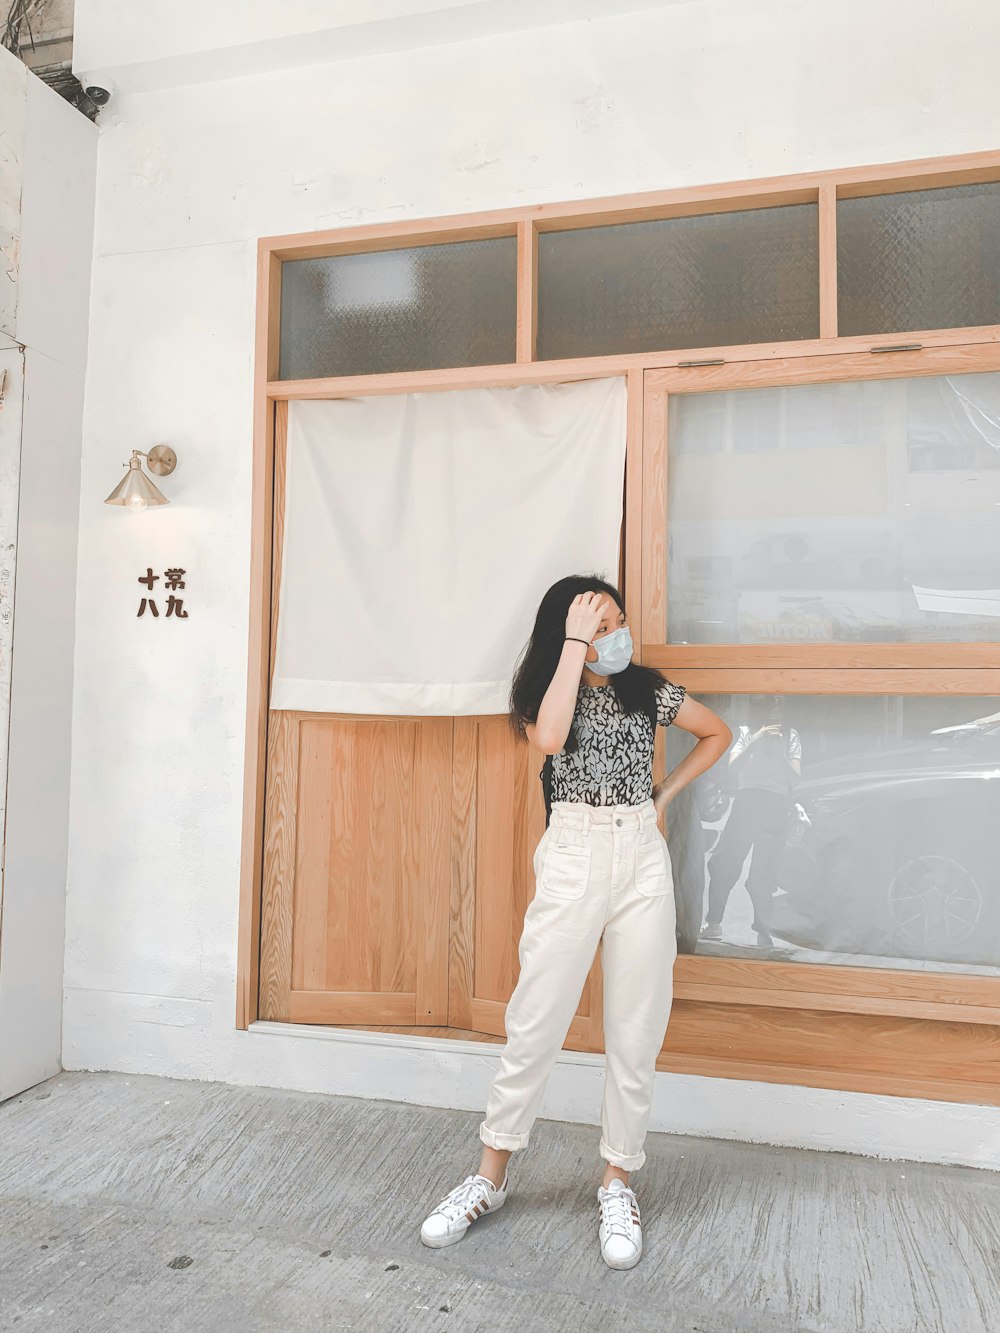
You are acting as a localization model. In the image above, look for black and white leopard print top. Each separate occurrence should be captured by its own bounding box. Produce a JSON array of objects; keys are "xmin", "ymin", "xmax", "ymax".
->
[{"xmin": 545, "ymin": 677, "xmax": 687, "ymax": 809}]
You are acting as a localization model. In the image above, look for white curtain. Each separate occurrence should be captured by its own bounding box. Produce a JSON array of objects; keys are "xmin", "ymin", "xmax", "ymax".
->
[{"xmin": 270, "ymin": 376, "xmax": 627, "ymax": 715}]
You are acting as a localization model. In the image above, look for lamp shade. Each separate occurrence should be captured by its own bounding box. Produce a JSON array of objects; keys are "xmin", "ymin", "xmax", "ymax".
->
[{"xmin": 104, "ymin": 457, "xmax": 169, "ymax": 507}]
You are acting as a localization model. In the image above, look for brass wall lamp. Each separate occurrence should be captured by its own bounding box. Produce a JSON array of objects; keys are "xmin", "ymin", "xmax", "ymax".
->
[{"xmin": 104, "ymin": 446, "xmax": 178, "ymax": 512}]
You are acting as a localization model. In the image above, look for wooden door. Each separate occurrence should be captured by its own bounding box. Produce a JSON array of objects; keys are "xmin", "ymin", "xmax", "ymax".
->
[
  {"xmin": 258, "ymin": 396, "xmax": 625, "ymax": 1040},
  {"xmin": 259, "ymin": 704, "xmax": 606, "ymax": 1038},
  {"xmin": 258, "ymin": 402, "xmax": 453, "ymax": 1025},
  {"xmin": 259, "ymin": 708, "xmax": 453, "ymax": 1024},
  {"xmin": 448, "ymin": 716, "xmax": 606, "ymax": 1050}
]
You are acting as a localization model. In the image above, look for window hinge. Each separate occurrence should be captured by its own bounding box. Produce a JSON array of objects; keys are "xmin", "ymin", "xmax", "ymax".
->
[
  {"xmin": 676, "ymin": 357, "xmax": 726, "ymax": 367},
  {"xmin": 869, "ymin": 342, "xmax": 923, "ymax": 353}
]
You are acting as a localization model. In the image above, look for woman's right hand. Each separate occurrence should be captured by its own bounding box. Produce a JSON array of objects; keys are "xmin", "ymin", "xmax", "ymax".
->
[{"xmin": 565, "ymin": 591, "xmax": 610, "ymax": 644}]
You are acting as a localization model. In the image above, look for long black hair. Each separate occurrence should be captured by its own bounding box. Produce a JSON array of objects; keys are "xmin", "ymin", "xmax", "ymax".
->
[{"xmin": 508, "ymin": 573, "xmax": 670, "ymax": 755}]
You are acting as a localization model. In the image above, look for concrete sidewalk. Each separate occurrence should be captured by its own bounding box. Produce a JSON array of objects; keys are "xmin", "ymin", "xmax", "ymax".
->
[{"xmin": 1, "ymin": 1069, "xmax": 997, "ymax": 1332}]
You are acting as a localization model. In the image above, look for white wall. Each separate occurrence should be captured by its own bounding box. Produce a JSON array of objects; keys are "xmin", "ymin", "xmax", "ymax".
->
[
  {"xmin": 0, "ymin": 47, "xmax": 97, "ymax": 1099},
  {"xmin": 63, "ymin": 0, "xmax": 1000, "ymax": 1167},
  {"xmin": 71, "ymin": 0, "xmax": 679, "ymax": 93}
]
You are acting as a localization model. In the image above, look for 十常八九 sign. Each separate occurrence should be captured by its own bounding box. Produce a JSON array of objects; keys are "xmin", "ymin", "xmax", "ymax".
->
[{"xmin": 136, "ymin": 566, "xmax": 188, "ymax": 618}]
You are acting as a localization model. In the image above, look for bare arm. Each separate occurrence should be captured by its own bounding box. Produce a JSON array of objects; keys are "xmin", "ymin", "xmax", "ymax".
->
[
  {"xmin": 526, "ymin": 639, "xmax": 590, "ymax": 754},
  {"xmin": 526, "ymin": 590, "xmax": 611, "ymax": 754},
  {"xmin": 653, "ymin": 695, "xmax": 733, "ymax": 817}
]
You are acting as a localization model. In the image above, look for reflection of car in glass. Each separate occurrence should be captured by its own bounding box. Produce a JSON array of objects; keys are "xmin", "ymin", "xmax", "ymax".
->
[{"xmin": 770, "ymin": 712, "xmax": 1000, "ymax": 968}]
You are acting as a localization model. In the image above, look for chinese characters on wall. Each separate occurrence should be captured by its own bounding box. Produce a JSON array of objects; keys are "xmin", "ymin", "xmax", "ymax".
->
[{"xmin": 137, "ymin": 567, "xmax": 189, "ymax": 618}]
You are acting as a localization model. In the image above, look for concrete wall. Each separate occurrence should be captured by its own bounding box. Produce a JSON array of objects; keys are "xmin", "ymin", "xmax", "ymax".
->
[
  {"xmin": 0, "ymin": 46, "xmax": 97, "ymax": 1098},
  {"xmin": 62, "ymin": 0, "xmax": 1000, "ymax": 1166}
]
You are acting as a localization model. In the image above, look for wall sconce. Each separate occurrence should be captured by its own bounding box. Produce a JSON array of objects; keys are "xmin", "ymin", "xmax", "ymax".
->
[{"xmin": 104, "ymin": 446, "xmax": 178, "ymax": 512}]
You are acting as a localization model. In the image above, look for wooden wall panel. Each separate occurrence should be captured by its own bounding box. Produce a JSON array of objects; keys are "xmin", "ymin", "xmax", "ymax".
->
[
  {"xmin": 261, "ymin": 710, "xmax": 452, "ymax": 1026},
  {"xmin": 659, "ymin": 1001, "xmax": 1000, "ymax": 1106},
  {"xmin": 451, "ymin": 714, "xmax": 605, "ymax": 1049}
]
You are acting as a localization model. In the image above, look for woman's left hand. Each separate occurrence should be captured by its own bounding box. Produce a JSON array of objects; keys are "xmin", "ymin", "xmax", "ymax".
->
[{"xmin": 652, "ymin": 781, "xmax": 673, "ymax": 820}]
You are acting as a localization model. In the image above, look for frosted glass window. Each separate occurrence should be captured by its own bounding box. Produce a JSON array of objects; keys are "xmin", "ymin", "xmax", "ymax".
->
[
  {"xmin": 536, "ymin": 204, "xmax": 819, "ymax": 360},
  {"xmin": 838, "ymin": 182, "xmax": 1000, "ymax": 336},
  {"xmin": 666, "ymin": 370, "xmax": 1000, "ymax": 644},
  {"xmin": 667, "ymin": 694, "xmax": 1000, "ymax": 974},
  {"xmin": 279, "ymin": 237, "xmax": 517, "ymax": 380}
]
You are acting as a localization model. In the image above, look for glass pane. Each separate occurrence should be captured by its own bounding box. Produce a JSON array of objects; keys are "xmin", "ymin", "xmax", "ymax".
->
[
  {"xmin": 666, "ymin": 370, "xmax": 1000, "ymax": 644},
  {"xmin": 537, "ymin": 204, "xmax": 818, "ymax": 360},
  {"xmin": 279, "ymin": 237, "xmax": 517, "ymax": 379},
  {"xmin": 838, "ymin": 181, "xmax": 1000, "ymax": 336},
  {"xmin": 667, "ymin": 694, "xmax": 1000, "ymax": 973}
]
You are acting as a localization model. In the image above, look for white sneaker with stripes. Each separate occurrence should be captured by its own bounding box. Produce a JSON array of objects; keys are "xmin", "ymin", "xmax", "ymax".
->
[
  {"xmin": 420, "ymin": 1170, "xmax": 509, "ymax": 1248},
  {"xmin": 597, "ymin": 1177, "xmax": 643, "ymax": 1269}
]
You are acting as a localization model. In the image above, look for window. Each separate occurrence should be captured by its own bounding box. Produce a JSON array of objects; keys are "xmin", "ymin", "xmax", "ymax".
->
[
  {"xmin": 278, "ymin": 236, "xmax": 517, "ymax": 380},
  {"xmin": 536, "ymin": 202, "xmax": 819, "ymax": 359},
  {"xmin": 664, "ymin": 370, "xmax": 1000, "ymax": 646},
  {"xmin": 668, "ymin": 692, "xmax": 1000, "ymax": 975},
  {"xmin": 838, "ymin": 181, "xmax": 1000, "ymax": 336}
]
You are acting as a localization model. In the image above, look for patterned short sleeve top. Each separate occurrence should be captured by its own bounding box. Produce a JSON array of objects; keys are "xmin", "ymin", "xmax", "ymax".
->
[{"xmin": 547, "ymin": 677, "xmax": 687, "ymax": 808}]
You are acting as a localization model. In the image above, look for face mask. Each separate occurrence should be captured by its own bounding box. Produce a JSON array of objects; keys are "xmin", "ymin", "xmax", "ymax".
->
[{"xmin": 587, "ymin": 625, "xmax": 633, "ymax": 676}]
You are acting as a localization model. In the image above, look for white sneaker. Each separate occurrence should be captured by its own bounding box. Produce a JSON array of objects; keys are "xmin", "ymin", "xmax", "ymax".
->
[
  {"xmin": 597, "ymin": 1178, "xmax": 643, "ymax": 1269},
  {"xmin": 420, "ymin": 1170, "xmax": 509, "ymax": 1248}
]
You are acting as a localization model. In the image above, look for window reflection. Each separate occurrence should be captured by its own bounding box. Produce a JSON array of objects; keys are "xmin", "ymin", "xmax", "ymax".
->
[
  {"xmin": 668, "ymin": 695, "xmax": 1000, "ymax": 973},
  {"xmin": 701, "ymin": 695, "xmax": 801, "ymax": 947},
  {"xmin": 667, "ymin": 371, "xmax": 1000, "ymax": 643}
]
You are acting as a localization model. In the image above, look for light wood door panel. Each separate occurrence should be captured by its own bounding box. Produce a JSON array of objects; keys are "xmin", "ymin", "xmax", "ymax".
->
[
  {"xmin": 260, "ymin": 709, "xmax": 452, "ymax": 1025},
  {"xmin": 450, "ymin": 715, "xmax": 605, "ymax": 1050},
  {"xmin": 259, "ymin": 708, "xmax": 606, "ymax": 1043}
]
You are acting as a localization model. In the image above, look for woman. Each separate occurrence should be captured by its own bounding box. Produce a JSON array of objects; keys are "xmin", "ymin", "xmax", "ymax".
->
[{"xmin": 419, "ymin": 575, "xmax": 731, "ymax": 1269}]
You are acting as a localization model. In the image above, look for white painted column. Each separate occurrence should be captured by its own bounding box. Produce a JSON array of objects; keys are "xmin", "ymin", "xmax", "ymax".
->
[{"xmin": 0, "ymin": 47, "xmax": 97, "ymax": 1101}]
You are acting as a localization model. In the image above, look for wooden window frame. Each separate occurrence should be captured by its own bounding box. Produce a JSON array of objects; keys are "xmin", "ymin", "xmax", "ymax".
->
[
  {"xmin": 238, "ymin": 150, "xmax": 1000, "ymax": 1096},
  {"xmin": 641, "ymin": 344, "xmax": 1000, "ymax": 1032}
]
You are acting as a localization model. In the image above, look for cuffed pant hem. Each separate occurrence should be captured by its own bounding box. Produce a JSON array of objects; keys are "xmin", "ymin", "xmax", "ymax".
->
[
  {"xmin": 479, "ymin": 1121, "xmax": 529, "ymax": 1151},
  {"xmin": 599, "ymin": 1137, "xmax": 646, "ymax": 1171}
]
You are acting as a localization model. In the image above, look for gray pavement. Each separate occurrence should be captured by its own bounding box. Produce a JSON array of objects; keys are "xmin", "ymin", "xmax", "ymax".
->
[{"xmin": 1, "ymin": 1069, "xmax": 998, "ymax": 1332}]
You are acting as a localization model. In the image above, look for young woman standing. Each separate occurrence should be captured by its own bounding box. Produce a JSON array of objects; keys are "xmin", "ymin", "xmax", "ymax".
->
[{"xmin": 419, "ymin": 575, "xmax": 732, "ymax": 1269}]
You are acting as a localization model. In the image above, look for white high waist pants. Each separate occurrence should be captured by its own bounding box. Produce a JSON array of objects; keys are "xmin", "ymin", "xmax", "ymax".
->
[{"xmin": 479, "ymin": 797, "xmax": 677, "ymax": 1171}]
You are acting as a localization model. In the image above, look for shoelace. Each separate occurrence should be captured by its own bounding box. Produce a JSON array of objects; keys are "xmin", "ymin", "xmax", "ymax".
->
[
  {"xmin": 436, "ymin": 1174, "xmax": 495, "ymax": 1220},
  {"xmin": 600, "ymin": 1186, "xmax": 639, "ymax": 1239}
]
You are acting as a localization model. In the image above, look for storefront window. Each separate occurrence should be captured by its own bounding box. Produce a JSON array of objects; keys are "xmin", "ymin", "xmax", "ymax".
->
[
  {"xmin": 666, "ymin": 370, "xmax": 1000, "ymax": 644},
  {"xmin": 666, "ymin": 693, "xmax": 1000, "ymax": 974}
]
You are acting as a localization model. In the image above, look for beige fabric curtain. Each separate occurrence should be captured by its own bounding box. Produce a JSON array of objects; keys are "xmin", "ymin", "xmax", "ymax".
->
[{"xmin": 270, "ymin": 376, "xmax": 628, "ymax": 715}]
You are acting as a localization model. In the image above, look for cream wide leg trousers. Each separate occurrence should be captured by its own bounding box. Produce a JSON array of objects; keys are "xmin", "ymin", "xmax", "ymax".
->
[{"xmin": 479, "ymin": 796, "xmax": 678, "ymax": 1171}]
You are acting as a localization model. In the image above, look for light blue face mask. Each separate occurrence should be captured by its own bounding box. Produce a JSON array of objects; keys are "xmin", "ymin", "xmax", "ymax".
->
[{"xmin": 587, "ymin": 624, "xmax": 634, "ymax": 676}]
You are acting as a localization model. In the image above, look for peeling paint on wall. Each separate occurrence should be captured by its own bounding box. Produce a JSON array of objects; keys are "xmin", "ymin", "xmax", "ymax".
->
[{"xmin": 0, "ymin": 53, "xmax": 27, "ymax": 340}]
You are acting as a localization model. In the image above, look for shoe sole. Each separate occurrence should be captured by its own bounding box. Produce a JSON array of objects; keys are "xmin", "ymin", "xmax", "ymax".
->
[
  {"xmin": 602, "ymin": 1246, "xmax": 642, "ymax": 1270},
  {"xmin": 419, "ymin": 1192, "xmax": 507, "ymax": 1247}
]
